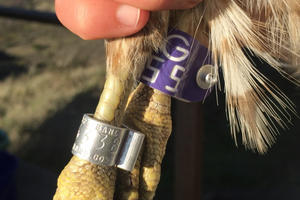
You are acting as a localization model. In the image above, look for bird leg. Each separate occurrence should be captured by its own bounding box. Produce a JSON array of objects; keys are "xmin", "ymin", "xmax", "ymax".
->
[
  {"xmin": 53, "ymin": 11, "xmax": 168, "ymax": 200},
  {"xmin": 114, "ymin": 7, "xmax": 210, "ymax": 200},
  {"xmin": 52, "ymin": 39, "xmax": 140, "ymax": 200},
  {"xmin": 115, "ymin": 83, "xmax": 172, "ymax": 200}
]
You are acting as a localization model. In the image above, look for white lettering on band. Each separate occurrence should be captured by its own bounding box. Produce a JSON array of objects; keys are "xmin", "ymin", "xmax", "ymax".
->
[
  {"xmin": 165, "ymin": 65, "xmax": 186, "ymax": 93},
  {"xmin": 142, "ymin": 56, "xmax": 164, "ymax": 83}
]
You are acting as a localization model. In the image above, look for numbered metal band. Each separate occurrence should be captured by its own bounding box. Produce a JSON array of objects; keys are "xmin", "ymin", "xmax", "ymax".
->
[
  {"xmin": 117, "ymin": 128, "xmax": 144, "ymax": 171},
  {"xmin": 72, "ymin": 114, "xmax": 145, "ymax": 172},
  {"xmin": 141, "ymin": 28, "xmax": 218, "ymax": 102}
]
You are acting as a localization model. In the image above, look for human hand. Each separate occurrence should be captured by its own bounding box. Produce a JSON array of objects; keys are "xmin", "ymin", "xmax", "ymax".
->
[{"xmin": 55, "ymin": 0, "xmax": 202, "ymax": 39}]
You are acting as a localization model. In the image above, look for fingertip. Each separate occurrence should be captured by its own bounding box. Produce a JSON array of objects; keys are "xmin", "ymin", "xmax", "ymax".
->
[
  {"xmin": 115, "ymin": 6, "xmax": 150, "ymax": 38},
  {"xmin": 114, "ymin": 0, "xmax": 202, "ymax": 10},
  {"xmin": 55, "ymin": 0, "xmax": 149, "ymax": 40},
  {"xmin": 133, "ymin": 9, "xmax": 150, "ymax": 35}
]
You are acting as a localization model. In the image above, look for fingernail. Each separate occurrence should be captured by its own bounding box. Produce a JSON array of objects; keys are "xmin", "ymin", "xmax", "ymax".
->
[{"xmin": 116, "ymin": 5, "xmax": 140, "ymax": 27}]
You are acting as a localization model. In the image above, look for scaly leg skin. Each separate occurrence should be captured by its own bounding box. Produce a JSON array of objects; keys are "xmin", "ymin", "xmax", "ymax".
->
[
  {"xmin": 114, "ymin": 88, "xmax": 145, "ymax": 200},
  {"xmin": 114, "ymin": 153, "xmax": 142, "ymax": 200},
  {"xmin": 115, "ymin": 9, "xmax": 205, "ymax": 200},
  {"xmin": 53, "ymin": 54, "xmax": 135, "ymax": 200},
  {"xmin": 53, "ymin": 71, "xmax": 133, "ymax": 200},
  {"xmin": 121, "ymin": 83, "xmax": 172, "ymax": 200},
  {"xmin": 53, "ymin": 12, "xmax": 168, "ymax": 200},
  {"xmin": 113, "ymin": 12, "xmax": 169, "ymax": 200},
  {"xmin": 114, "ymin": 89, "xmax": 144, "ymax": 200}
]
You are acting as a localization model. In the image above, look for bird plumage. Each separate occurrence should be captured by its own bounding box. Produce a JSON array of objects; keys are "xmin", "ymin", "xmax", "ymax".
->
[{"xmin": 200, "ymin": 0, "xmax": 299, "ymax": 153}]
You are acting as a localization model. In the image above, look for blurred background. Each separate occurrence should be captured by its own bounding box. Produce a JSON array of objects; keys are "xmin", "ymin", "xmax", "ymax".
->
[{"xmin": 0, "ymin": 1, "xmax": 299, "ymax": 200}]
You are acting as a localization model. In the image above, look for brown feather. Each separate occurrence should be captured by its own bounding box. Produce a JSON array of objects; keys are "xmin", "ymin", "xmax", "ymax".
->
[{"xmin": 197, "ymin": 0, "xmax": 299, "ymax": 152}]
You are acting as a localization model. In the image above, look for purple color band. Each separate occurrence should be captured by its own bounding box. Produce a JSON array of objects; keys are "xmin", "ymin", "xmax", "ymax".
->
[{"xmin": 140, "ymin": 29, "xmax": 213, "ymax": 102}]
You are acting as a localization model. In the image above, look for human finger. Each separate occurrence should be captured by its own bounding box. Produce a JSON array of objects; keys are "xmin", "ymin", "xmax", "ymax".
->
[
  {"xmin": 55, "ymin": 0, "xmax": 149, "ymax": 39},
  {"xmin": 114, "ymin": 0, "xmax": 202, "ymax": 11}
]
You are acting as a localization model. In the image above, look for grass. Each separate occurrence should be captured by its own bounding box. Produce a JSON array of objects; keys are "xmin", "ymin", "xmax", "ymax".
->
[
  {"xmin": 0, "ymin": 16, "xmax": 107, "ymax": 154},
  {"xmin": 0, "ymin": 0, "xmax": 55, "ymax": 11}
]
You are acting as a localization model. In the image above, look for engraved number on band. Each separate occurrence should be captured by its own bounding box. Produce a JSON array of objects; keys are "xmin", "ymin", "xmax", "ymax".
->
[
  {"xmin": 93, "ymin": 154, "xmax": 105, "ymax": 163},
  {"xmin": 111, "ymin": 137, "xmax": 120, "ymax": 152},
  {"xmin": 72, "ymin": 114, "xmax": 145, "ymax": 171},
  {"xmin": 97, "ymin": 134, "xmax": 107, "ymax": 150}
]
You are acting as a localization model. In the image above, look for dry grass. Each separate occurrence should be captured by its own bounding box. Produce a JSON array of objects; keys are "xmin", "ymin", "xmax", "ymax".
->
[
  {"xmin": 0, "ymin": 15, "xmax": 107, "ymax": 153},
  {"xmin": 0, "ymin": 0, "xmax": 54, "ymax": 11}
]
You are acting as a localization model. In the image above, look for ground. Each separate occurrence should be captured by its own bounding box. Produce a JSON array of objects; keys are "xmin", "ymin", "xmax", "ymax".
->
[{"xmin": 0, "ymin": 1, "xmax": 106, "ymax": 168}]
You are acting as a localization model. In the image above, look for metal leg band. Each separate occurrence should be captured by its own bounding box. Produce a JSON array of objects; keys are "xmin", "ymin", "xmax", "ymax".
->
[{"xmin": 72, "ymin": 114, "xmax": 144, "ymax": 172}]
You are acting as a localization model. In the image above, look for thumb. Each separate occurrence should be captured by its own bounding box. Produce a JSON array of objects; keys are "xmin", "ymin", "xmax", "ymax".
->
[{"xmin": 55, "ymin": 0, "xmax": 149, "ymax": 39}]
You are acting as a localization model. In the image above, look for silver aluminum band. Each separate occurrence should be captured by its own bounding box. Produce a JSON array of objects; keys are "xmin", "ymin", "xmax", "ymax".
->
[
  {"xmin": 117, "ymin": 127, "xmax": 144, "ymax": 171},
  {"xmin": 72, "ymin": 114, "xmax": 144, "ymax": 171}
]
